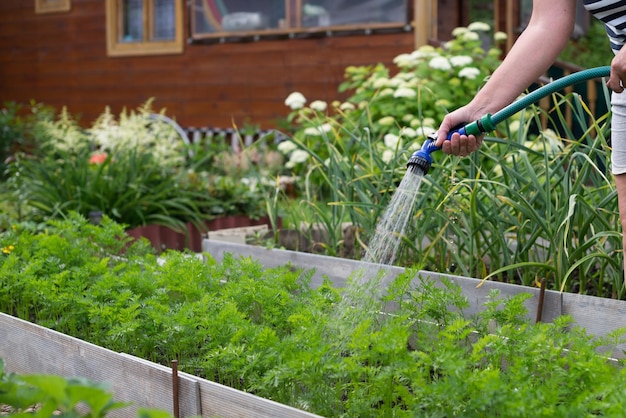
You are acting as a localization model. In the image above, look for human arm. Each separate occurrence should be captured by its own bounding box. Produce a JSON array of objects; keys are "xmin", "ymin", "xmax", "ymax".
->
[{"xmin": 435, "ymin": 0, "xmax": 578, "ymax": 155}]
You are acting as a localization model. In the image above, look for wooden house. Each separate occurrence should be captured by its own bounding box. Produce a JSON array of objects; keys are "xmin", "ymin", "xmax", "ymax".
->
[{"xmin": 0, "ymin": 1, "xmax": 522, "ymax": 131}]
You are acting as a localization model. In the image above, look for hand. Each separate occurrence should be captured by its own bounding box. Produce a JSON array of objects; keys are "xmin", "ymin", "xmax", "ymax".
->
[
  {"xmin": 441, "ymin": 131, "xmax": 484, "ymax": 157},
  {"xmin": 608, "ymin": 49, "xmax": 626, "ymax": 93},
  {"xmin": 435, "ymin": 110, "xmax": 484, "ymax": 156}
]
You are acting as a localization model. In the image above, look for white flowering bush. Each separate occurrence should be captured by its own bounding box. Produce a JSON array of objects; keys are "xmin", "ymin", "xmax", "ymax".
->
[
  {"xmin": 343, "ymin": 23, "xmax": 505, "ymax": 138},
  {"xmin": 89, "ymin": 99, "xmax": 185, "ymax": 167},
  {"xmin": 278, "ymin": 22, "xmax": 505, "ymax": 186},
  {"xmin": 35, "ymin": 99, "xmax": 186, "ymax": 168}
]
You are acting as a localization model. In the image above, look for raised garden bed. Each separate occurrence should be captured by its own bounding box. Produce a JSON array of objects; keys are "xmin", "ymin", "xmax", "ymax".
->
[
  {"xmin": 202, "ymin": 239, "xmax": 626, "ymax": 359},
  {"xmin": 3, "ymin": 221, "xmax": 626, "ymax": 417},
  {"xmin": 0, "ymin": 312, "xmax": 321, "ymax": 418}
]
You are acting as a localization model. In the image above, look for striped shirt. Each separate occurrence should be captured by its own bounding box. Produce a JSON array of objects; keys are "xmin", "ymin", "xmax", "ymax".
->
[{"xmin": 583, "ymin": 0, "xmax": 626, "ymax": 52}]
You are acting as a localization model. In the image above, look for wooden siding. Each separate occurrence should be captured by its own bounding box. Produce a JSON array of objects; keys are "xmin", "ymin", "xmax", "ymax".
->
[{"xmin": 0, "ymin": 0, "xmax": 463, "ymax": 130}]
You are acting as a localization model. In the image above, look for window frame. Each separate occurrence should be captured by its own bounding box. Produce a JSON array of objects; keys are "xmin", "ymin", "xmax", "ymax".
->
[
  {"xmin": 35, "ymin": 0, "xmax": 71, "ymax": 14},
  {"xmin": 106, "ymin": 0, "xmax": 184, "ymax": 57},
  {"xmin": 190, "ymin": 0, "xmax": 411, "ymax": 44}
]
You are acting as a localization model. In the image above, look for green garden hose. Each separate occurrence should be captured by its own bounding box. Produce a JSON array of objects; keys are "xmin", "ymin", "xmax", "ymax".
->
[{"xmin": 407, "ymin": 65, "xmax": 611, "ymax": 174}]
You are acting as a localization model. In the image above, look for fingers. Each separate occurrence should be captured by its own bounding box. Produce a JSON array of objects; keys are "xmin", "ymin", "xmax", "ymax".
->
[
  {"xmin": 607, "ymin": 76, "xmax": 624, "ymax": 93},
  {"xmin": 441, "ymin": 132, "xmax": 483, "ymax": 156},
  {"xmin": 435, "ymin": 123, "xmax": 452, "ymax": 148},
  {"xmin": 609, "ymin": 55, "xmax": 626, "ymax": 92}
]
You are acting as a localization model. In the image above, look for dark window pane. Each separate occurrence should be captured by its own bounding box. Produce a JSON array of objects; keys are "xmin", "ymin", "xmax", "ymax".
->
[
  {"xmin": 122, "ymin": 0, "xmax": 144, "ymax": 42},
  {"xmin": 191, "ymin": 0, "xmax": 407, "ymax": 39},
  {"xmin": 303, "ymin": 0, "xmax": 406, "ymax": 27},
  {"xmin": 193, "ymin": 0, "xmax": 286, "ymax": 33},
  {"xmin": 153, "ymin": 0, "xmax": 175, "ymax": 40}
]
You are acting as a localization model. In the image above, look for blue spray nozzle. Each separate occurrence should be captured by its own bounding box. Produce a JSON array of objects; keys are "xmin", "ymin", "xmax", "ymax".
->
[{"xmin": 406, "ymin": 127, "xmax": 468, "ymax": 174}]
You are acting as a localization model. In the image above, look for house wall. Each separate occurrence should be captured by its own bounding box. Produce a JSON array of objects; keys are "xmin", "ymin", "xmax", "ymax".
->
[{"xmin": 0, "ymin": 0, "xmax": 464, "ymax": 130}]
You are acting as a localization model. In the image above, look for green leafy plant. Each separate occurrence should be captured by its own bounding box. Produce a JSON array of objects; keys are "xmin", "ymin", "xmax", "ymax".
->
[
  {"xmin": 182, "ymin": 132, "xmax": 284, "ymax": 222},
  {"xmin": 0, "ymin": 101, "xmax": 55, "ymax": 179},
  {"xmin": 2, "ymin": 214, "xmax": 626, "ymax": 417},
  {"xmin": 5, "ymin": 102, "xmax": 211, "ymax": 233},
  {"xmin": 269, "ymin": 22, "xmax": 507, "ymax": 258},
  {"xmin": 559, "ymin": 17, "xmax": 612, "ymax": 69},
  {"xmin": 0, "ymin": 359, "xmax": 170, "ymax": 417},
  {"xmin": 405, "ymin": 87, "xmax": 621, "ymax": 298},
  {"xmin": 272, "ymin": 21, "xmax": 622, "ymax": 298}
]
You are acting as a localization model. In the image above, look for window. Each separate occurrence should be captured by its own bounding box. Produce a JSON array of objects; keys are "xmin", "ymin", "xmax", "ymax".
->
[
  {"xmin": 35, "ymin": 0, "xmax": 71, "ymax": 14},
  {"xmin": 106, "ymin": 0, "xmax": 184, "ymax": 57},
  {"xmin": 190, "ymin": 0, "xmax": 409, "ymax": 43}
]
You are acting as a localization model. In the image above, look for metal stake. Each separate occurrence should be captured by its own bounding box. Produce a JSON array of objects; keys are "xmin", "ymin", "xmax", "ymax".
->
[
  {"xmin": 535, "ymin": 278, "xmax": 547, "ymax": 323},
  {"xmin": 172, "ymin": 359, "xmax": 179, "ymax": 418}
]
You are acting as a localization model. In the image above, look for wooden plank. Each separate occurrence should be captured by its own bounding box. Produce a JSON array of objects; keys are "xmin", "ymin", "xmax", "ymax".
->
[
  {"xmin": 203, "ymin": 240, "xmax": 626, "ymax": 361},
  {"xmin": 197, "ymin": 379, "xmax": 322, "ymax": 418},
  {"xmin": 0, "ymin": 311, "xmax": 324, "ymax": 417},
  {"xmin": 0, "ymin": 312, "xmax": 201, "ymax": 418},
  {"xmin": 201, "ymin": 240, "xmax": 563, "ymax": 325}
]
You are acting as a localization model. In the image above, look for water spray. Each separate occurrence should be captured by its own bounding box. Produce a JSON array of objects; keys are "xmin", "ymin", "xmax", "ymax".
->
[{"xmin": 407, "ymin": 66, "xmax": 611, "ymax": 175}]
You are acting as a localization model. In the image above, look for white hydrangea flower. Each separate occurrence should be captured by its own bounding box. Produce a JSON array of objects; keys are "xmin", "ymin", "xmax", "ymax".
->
[
  {"xmin": 389, "ymin": 77, "xmax": 404, "ymax": 87},
  {"xmin": 468, "ymin": 22, "xmax": 491, "ymax": 32},
  {"xmin": 451, "ymin": 27, "xmax": 468, "ymax": 37},
  {"xmin": 508, "ymin": 120, "xmax": 520, "ymax": 134},
  {"xmin": 373, "ymin": 77, "xmax": 391, "ymax": 89},
  {"xmin": 304, "ymin": 123, "xmax": 332, "ymax": 136},
  {"xmin": 382, "ymin": 149, "xmax": 395, "ymax": 164},
  {"xmin": 488, "ymin": 47, "xmax": 503, "ymax": 57},
  {"xmin": 378, "ymin": 116, "xmax": 396, "ymax": 126},
  {"xmin": 393, "ymin": 53, "xmax": 411, "ymax": 64},
  {"xmin": 419, "ymin": 44, "xmax": 436, "ymax": 53},
  {"xmin": 310, "ymin": 100, "xmax": 327, "ymax": 112},
  {"xmin": 458, "ymin": 67, "xmax": 481, "ymax": 80},
  {"xmin": 394, "ymin": 87, "xmax": 416, "ymax": 98},
  {"xmin": 524, "ymin": 140, "xmax": 544, "ymax": 153},
  {"xmin": 339, "ymin": 102, "xmax": 355, "ymax": 111},
  {"xmin": 539, "ymin": 129, "xmax": 564, "ymax": 153},
  {"xmin": 400, "ymin": 127, "xmax": 417, "ymax": 138},
  {"xmin": 429, "ymin": 56, "xmax": 452, "ymax": 71},
  {"xmin": 379, "ymin": 88, "xmax": 395, "ymax": 97},
  {"xmin": 285, "ymin": 92, "xmax": 306, "ymax": 110},
  {"xmin": 289, "ymin": 149, "xmax": 310, "ymax": 164},
  {"xmin": 394, "ymin": 72, "xmax": 416, "ymax": 81},
  {"xmin": 463, "ymin": 31, "xmax": 480, "ymax": 42},
  {"xmin": 434, "ymin": 99, "xmax": 452, "ymax": 108},
  {"xmin": 410, "ymin": 49, "xmax": 436, "ymax": 61},
  {"xmin": 450, "ymin": 55, "xmax": 473, "ymax": 67},
  {"xmin": 393, "ymin": 53, "xmax": 417, "ymax": 67},
  {"xmin": 277, "ymin": 140, "xmax": 298, "ymax": 154},
  {"xmin": 416, "ymin": 126, "xmax": 437, "ymax": 137},
  {"xmin": 494, "ymin": 31, "xmax": 508, "ymax": 41},
  {"xmin": 384, "ymin": 133, "xmax": 401, "ymax": 149}
]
